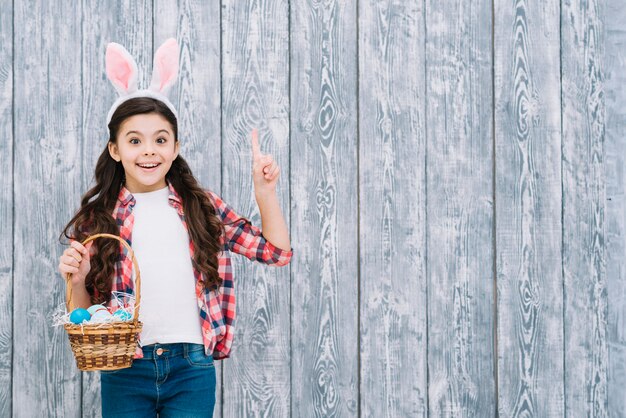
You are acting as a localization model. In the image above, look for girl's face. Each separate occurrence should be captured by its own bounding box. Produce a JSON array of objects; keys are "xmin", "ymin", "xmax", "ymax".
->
[{"xmin": 108, "ymin": 112, "xmax": 180, "ymax": 193}]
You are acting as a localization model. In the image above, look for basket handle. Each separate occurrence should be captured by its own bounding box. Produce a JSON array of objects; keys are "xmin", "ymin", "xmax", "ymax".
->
[{"xmin": 64, "ymin": 233, "xmax": 141, "ymax": 327}]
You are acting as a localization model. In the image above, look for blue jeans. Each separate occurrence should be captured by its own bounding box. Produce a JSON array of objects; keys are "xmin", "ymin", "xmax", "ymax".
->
[{"xmin": 100, "ymin": 343, "xmax": 216, "ymax": 417}]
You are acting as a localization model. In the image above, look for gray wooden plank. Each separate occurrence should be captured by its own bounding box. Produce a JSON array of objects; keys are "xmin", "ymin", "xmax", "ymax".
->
[
  {"xmin": 359, "ymin": 1, "xmax": 428, "ymax": 416},
  {"xmin": 0, "ymin": 0, "xmax": 12, "ymax": 416},
  {"xmin": 561, "ymin": 0, "xmax": 609, "ymax": 415},
  {"xmin": 290, "ymin": 0, "xmax": 359, "ymax": 416},
  {"xmin": 79, "ymin": 1, "xmax": 153, "ymax": 416},
  {"xmin": 153, "ymin": 0, "xmax": 223, "ymax": 415},
  {"xmin": 604, "ymin": 0, "xmax": 626, "ymax": 415},
  {"xmin": 425, "ymin": 0, "xmax": 496, "ymax": 415},
  {"xmin": 221, "ymin": 1, "xmax": 292, "ymax": 416},
  {"xmin": 13, "ymin": 1, "xmax": 83, "ymax": 417},
  {"xmin": 494, "ymin": 0, "xmax": 565, "ymax": 415}
]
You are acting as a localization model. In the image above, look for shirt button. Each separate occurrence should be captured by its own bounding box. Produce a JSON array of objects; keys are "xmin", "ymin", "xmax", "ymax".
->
[{"xmin": 156, "ymin": 348, "xmax": 164, "ymax": 356}]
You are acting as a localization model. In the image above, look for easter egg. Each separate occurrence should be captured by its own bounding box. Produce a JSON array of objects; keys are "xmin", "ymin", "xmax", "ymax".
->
[
  {"xmin": 112, "ymin": 309, "xmax": 132, "ymax": 321},
  {"xmin": 87, "ymin": 304, "xmax": 108, "ymax": 316},
  {"xmin": 90, "ymin": 309, "xmax": 113, "ymax": 323},
  {"xmin": 69, "ymin": 308, "xmax": 91, "ymax": 324}
]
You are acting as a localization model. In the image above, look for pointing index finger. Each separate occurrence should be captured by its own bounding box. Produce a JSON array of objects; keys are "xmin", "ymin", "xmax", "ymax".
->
[{"xmin": 251, "ymin": 128, "xmax": 262, "ymax": 159}]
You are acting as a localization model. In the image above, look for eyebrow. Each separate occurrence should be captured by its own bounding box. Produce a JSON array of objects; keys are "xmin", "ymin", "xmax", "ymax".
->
[{"xmin": 125, "ymin": 129, "xmax": 171, "ymax": 137}]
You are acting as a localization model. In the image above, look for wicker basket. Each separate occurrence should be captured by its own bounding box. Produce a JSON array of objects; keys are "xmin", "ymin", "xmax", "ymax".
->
[{"xmin": 63, "ymin": 233, "xmax": 142, "ymax": 371}]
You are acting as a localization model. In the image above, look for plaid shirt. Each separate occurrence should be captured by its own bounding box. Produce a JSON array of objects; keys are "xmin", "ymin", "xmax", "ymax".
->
[{"xmin": 94, "ymin": 179, "xmax": 293, "ymax": 360}]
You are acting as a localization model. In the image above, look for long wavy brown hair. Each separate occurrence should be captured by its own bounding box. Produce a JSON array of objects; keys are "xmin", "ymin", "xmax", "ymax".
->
[{"xmin": 59, "ymin": 97, "xmax": 227, "ymax": 304}]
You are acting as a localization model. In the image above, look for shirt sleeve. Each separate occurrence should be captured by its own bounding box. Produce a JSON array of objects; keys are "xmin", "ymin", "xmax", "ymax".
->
[{"xmin": 205, "ymin": 190, "xmax": 293, "ymax": 266}]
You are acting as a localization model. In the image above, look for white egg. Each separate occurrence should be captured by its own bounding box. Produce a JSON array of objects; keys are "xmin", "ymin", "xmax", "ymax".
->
[
  {"xmin": 90, "ymin": 309, "xmax": 113, "ymax": 323},
  {"xmin": 87, "ymin": 304, "xmax": 108, "ymax": 315}
]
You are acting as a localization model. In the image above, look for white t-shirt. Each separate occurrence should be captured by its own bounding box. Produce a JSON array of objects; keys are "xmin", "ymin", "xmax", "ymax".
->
[{"xmin": 131, "ymin": 185, "xmax": 204, "ymax": 346}]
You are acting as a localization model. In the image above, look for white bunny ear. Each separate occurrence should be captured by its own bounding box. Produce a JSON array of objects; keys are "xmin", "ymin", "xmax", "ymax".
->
[
  {"xmin": 149, "ymin": 38, "xmax": 179, "ymax": 95},
  {"xmin": 106, "ymin": 43, "xmax": 139, "ymax": 96}
]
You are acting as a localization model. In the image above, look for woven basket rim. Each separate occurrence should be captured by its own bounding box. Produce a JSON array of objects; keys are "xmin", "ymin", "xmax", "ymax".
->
[{"xmin": 64, "ymin": 321, "xmax": 143, "ymax": 332}]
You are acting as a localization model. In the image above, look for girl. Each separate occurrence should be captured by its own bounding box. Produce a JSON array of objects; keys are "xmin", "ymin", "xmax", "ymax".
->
[{"xmin": 57, "ymin": 39, "xmax": 293, "ymax": 417}]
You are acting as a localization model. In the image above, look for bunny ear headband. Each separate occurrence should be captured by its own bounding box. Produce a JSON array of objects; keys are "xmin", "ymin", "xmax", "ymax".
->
[{"xmin": 105, "ymin": 38, "xmax": 180, "ymax": 125}]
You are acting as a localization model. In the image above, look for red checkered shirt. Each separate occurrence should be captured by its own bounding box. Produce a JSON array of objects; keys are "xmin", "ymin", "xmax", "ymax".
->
[{"xmin": 94, "ymin": 179, "xmax": 293, "ymax": 360}]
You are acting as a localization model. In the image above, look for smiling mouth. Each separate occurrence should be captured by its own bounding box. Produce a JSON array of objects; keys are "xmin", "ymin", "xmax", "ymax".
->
[{"xmin": 137, "ymin": 163, "xmax": 161, "ymax": 171}]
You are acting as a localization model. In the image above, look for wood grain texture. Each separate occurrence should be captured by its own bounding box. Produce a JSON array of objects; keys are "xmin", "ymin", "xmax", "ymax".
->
[
  {"xmin": 425, "ymin": 0, "xmax": 496, "ymax": 415},
  {"xmin": 3, "ymin": 1, "xmax": 624, "ymax": 416},
  {"xmin": 0, "ymin": 0, "xmax": 12, "ymax": 416},
  {"xmin": 561, "ymin": 0, "xmax": 609, "ymax": 415},
  {"xmin": 80, "ymin": 1, "xmax": 153, "ymax": 417},
  {"xmin": 153, "ymin": 1, "xmax": 223, "ymax": 416},
  {"xmin": 13, "ymin": 1, "xmax": 83, "ymax": 416},
  {"xmin": 221, "ymin": 1, "xmax": 292, "ymax": 416},
  {"xmin": 290, "ymin": 0, "xmax": 359, "ymax": 416},
  {"xmin": 494, "ymin": 0, "xmax": 565, "ymax": 416},
  {"xmin": 604, "ymin": 0, "xmax": 626, "ymax": 415},
  {"xmin": 359, "ymin": 1, "xmax": 428, "ymax": 416}
]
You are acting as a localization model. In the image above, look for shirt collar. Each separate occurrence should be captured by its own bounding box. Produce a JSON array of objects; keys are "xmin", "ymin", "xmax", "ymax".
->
[
  {"xmin": 116, "ymin": 178, "xmax": 182, "ymax": 207},
  {"xmin": 117, "ymin": 184, "xmax": 134, "ymax": 207}
]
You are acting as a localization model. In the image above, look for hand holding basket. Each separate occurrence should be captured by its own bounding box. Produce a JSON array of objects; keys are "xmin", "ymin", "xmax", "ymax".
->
[{"xmin": 63, "ymin": 233, "xmax": 142, "ymax": 371}]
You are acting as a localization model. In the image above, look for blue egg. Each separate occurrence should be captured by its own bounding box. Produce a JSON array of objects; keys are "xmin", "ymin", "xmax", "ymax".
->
[
  {"xmin": 69, "ymin": 308, "xmax": 91, "ymax": 324},
  {"xmin": 112, "ymin": 309, "xmax": 132, "ymax": 321}
]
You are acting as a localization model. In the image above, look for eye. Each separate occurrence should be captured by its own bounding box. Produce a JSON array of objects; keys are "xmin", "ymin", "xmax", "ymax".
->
[
  {"xmin": 130, "ymin": 138, "xmax": 140, "ymax": 144},
  {"xmin": 157, "ymin": 137, "xmax": 167, "ymax": 144}
]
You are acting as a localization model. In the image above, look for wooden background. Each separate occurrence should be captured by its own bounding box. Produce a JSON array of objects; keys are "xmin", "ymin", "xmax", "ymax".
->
[{"xmin": 0, "ymin": 0, "xmax": 624, "ymax": 416}]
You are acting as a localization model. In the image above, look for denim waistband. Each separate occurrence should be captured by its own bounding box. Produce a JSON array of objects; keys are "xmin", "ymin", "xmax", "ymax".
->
[{"xmin": 139, "ymin": 342, "xmax": 205, "ymax": 360}]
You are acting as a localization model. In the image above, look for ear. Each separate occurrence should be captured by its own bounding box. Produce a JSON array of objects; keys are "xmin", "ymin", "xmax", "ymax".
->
[
  {"xmin": 108, "ymin": 142, "xmax": 121, "ymax": 162},
  {"xmin": 106, "ymin": 43, "xmax": 139, "ymax": 96},
  {"xmin": 149, "ymin": 38, "xmax": 179, "ymax": 95}
]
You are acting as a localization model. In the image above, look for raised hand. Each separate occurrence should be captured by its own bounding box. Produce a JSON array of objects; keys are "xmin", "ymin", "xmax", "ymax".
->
[{"xmin": 251, "ymin": 128, "xmax": 280, "ymax": 195}]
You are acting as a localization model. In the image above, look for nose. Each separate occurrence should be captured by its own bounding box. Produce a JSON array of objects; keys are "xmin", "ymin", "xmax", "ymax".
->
[{"xmin": 143, "ymin": 143, "xmax": 156, "ymax": 156}]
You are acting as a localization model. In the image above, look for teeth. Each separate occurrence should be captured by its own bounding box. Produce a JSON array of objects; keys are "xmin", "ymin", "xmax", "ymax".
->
[{"xmin": 139, "ymin": 163, "xmax": 158, "ymax": 168}]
